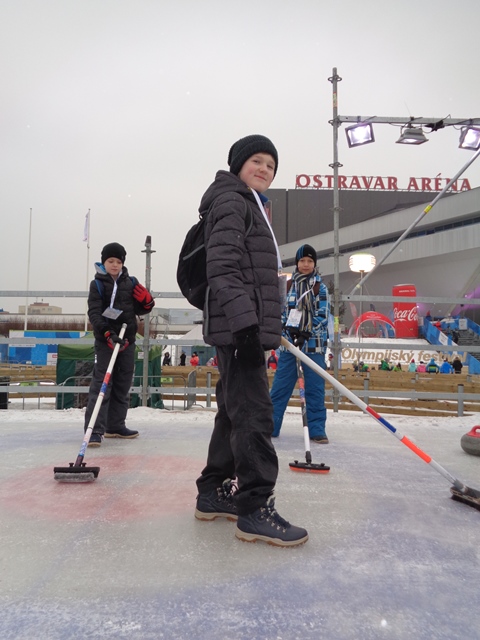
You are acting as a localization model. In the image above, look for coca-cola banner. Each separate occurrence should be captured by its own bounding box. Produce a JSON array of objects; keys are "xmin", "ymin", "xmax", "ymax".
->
[{"xmin": 393, "ymin": 284, "xmax": 418, "ymax": 338}]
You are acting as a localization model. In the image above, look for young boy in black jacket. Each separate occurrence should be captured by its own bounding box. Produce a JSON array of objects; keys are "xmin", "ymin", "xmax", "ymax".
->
[
  {"xmin": 194, "ymin": 135, "xmax": 308, "ymax": 547},
  {"xmin": 84, "ymin": 242, "xmax": 155, "ymax": 446}
]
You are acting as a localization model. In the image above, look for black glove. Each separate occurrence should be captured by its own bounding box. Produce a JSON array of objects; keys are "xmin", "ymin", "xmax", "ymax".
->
[
  {"xmin": 104, "ymin": 330, "xmax": 129, "ymax": 352},
  {"xmin": 233, "ymin": 325, "xmax": 265, "ymax": 367},
  {"xmin": 288, "ymin": 329, "xmax": 311, "ymax": 350}
]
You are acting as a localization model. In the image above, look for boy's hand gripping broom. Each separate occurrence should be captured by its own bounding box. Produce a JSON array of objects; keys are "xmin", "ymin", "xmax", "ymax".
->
[{"xmin": 53, "ymin": 323, "xmax": 127, "ymax": 483}]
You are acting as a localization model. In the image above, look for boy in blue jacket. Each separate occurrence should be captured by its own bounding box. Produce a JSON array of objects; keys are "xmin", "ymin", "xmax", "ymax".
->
[{"xmin": 270, "ymin": 244, "xmax": 330, "ymax": 443}]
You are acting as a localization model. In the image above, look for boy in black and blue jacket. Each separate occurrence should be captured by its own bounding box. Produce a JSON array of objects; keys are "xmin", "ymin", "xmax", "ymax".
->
[
  {"xmin": 270, "ymin": 244, "xmax": 330, "ymax": 443},
  {"xmin": 84, "ymin": 242, "xmax": 154, "ymax": 446}
]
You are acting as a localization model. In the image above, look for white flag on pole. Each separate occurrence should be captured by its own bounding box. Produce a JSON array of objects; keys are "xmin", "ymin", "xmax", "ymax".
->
[{"xmin": 83, "ymin": 210, "xmax": 90, "ymax": 242}]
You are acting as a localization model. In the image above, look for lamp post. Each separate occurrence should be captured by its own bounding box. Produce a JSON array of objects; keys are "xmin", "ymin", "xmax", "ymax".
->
[
  {"xmin": 328, "ymin": 68, "xmax": 342, "ymax": 411},
  {"xmin": 141, "ymin": 235, "xmax": 155, "ymax": 407},
  {"xmin": 349, "ymin": 253, "xmax": 376, "ymax": 338},
  {"xmin": 328, "ymin": 67, "xmax": 480, "ymax": 411},
  {"xmin": 24, "ymin": 208, "xmax": 32, "ymax": 331}
]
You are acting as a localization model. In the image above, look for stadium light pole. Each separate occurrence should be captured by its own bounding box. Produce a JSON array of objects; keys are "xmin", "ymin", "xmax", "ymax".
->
[
  {"xmin": 328, "ymin": 68, "xmax": 342, "ymax": 411},
  {"xmin": 328, "ymin": 67, "xmax": 480, "ymax": 412}
]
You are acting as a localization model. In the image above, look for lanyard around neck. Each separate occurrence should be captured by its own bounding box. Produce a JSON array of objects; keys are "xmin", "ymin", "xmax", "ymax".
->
[{"xmin": 250, "ymin": 189, "xmax": 283, "ymax": 271}]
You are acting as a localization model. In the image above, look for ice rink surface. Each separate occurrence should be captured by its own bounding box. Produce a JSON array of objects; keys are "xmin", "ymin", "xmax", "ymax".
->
[{"xmin": 1, "ymin": 403, "xmax": 479, "ymax": 640}]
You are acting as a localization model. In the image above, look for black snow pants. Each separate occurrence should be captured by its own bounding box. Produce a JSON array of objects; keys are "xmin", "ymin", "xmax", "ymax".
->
[
  {"xmin": 196, "ymin": 344, "xmax": 279, "ymax": 516},
  {"xmin": 84, "ymin": 339, "xmax": 135, "ymax": 435}
]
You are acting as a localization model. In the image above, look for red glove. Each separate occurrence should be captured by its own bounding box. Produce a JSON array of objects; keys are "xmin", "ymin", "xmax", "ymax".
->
[
  {"xmin": 133, "ymin": 283, "xmax": 154, "ymax": 309},
  {"xmin": 104, "ymin": 331, "xmax": 129, "ymax": 351}
]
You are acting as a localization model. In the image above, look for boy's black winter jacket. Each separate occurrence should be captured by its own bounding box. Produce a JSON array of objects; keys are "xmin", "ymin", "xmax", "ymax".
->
[
  {"xmin": 200, "ymin": 170, "xmax": 282, "ymax": 349},
  {"xmin": 88, "ymin": 266, "xmax": 152, "ymax": 344}
]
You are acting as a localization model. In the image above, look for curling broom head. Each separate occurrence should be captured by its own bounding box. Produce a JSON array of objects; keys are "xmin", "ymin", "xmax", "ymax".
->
[
  {"xmin": 450, "ymin": 486, "xmax": 480, "ymax": 511},
  {"xmin": 289, "ymin": 461, "xmax": 330, "ymax": 474},
  {"xmin": 53, "ymin": 462, "xmax": 100, "ymax": 483}
]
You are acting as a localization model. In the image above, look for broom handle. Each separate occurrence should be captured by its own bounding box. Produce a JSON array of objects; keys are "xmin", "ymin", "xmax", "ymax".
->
[
  {"xmin": 281, "ymin": 337, "xmax": 467, "ymax": 491},
  {"xmin": 296, "ymin": 360, "xmax": 312, "ymax": 463},
  {"xmin": 75, "ymin": 323, "xmax": 128, "ymax": 464}
]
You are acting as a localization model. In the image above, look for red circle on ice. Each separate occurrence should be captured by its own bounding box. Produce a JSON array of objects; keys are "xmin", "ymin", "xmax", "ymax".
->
[{"xmin": 1, "ymin": 455, "xmax": 200, "ymax": 522}]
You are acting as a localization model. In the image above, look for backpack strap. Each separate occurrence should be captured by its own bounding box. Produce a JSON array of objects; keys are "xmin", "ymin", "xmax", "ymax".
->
[{"xmin": 95, "ymin": 279, "xmax": 104, "ymax": 298}]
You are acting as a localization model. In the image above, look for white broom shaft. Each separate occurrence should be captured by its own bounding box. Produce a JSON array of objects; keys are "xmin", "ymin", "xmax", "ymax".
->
[{"xmin": 84, "ymin": 323, "xmax": 127, "ymax": 440}]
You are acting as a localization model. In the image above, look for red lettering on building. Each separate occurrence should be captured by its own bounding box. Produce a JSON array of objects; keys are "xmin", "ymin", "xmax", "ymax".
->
[
  {"xmin": 294, "ymin": 175, "xmax": 474, "ymax": 192},
  {"xmin": 362, "ymin": 176, "xmax": 373, "ymax": 189},
  {"xmin": 296, "ymin": 174, "xmax": 310, "ymax": 188},
  {"xmin": 349, "ymin": 175, "xmax": 361, "ymax": 189}
]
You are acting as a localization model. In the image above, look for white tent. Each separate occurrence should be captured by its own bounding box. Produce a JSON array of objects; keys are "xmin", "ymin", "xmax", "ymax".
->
[{"xmin": 182, "ymin": 324, "xmax": 204, "ymax": 342}]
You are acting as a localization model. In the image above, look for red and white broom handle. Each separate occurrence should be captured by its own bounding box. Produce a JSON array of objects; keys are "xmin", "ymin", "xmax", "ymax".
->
[{"xmin": 281, "ymin": 337, "xmax": 466, "ymax": 492}]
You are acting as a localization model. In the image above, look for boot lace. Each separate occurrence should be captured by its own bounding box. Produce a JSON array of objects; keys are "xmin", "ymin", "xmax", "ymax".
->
[{"xmin": 262, "ymin": 496, "xmax": 290, "ymax": 531}]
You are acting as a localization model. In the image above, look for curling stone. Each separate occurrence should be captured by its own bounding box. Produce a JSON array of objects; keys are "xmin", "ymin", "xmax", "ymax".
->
[{"xmin": 460, "ymin": 426, "xmax": 480, "ymax": 456}]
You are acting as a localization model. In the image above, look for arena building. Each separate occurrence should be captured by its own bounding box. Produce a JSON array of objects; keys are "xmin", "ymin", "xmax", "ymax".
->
[{"xmin": 267, "ymin": 176, "xmax": 480, "ymax": 326}]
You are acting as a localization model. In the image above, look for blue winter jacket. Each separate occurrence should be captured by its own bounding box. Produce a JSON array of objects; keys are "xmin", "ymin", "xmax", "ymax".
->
[{"xmin": 281, "ymin": 272, "xmax": 330, "ymax": 354}]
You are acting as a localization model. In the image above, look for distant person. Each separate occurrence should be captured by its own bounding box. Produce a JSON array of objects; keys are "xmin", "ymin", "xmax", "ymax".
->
[
  {"xmin": 267, "ymin": 350, "xmax": 278, "ymax": 370},
  {"xmin": 439, "ymin": 358, "xmax": 453, "ymax": 374},
  {"xmin": 408, "ymin": 359, "xmax": 417, "ymax": 372},
  {"xmin": 327, "ymin": 353, "xmax": 334, "ymax": 370},
  {"xmin": 393, "ymin": 362, "xmax": 402, "ymax": 372},
  {"xmin": 426, "ymin": 358, "xmax": 440, "ymax": 374},
  {"xmin": 452, "ymin": 330, "xmax": 460, "ymax": 344},
  {"xmin": 162, "ymin": 352, "xmax": 171, "ymax": 366},
  {"xmin": 270, "ymin": 244, "xmax": 330, "ymax": 444},
  {"xmin": 380, "ymin": 358, "xmax": 393, "ymax": 371},
  {"xmin": 416, "ymin": 361, "xmax": 427, "ymax": 373},
  {"xmin": 84, "ymin": 242, "xmax": 155, "ymax": 446},
  {"xmin": 189, "ymin": 352, "xmax": 199, "ymax": 366},
  {"xmin": 179, "ymin": 351, "xmax": 187, "ymax": 366},
  {"xmin": 452, "ymin": 357, "xmax": 463, "ymax": 374},
  {"xmin": 358, "ymin": 361, "xmax": 369, "ymax": 372}
]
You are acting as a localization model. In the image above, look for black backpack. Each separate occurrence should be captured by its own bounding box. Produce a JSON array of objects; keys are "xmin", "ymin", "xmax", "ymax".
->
[{"xmin": 177, "ymin": 198, "xmax": 251, "ymax": 310}]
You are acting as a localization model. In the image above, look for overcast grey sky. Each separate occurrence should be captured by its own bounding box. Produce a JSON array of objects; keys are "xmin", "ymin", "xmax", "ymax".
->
[{"xmin": 1, "ymin": 0, "xmax": 479, "ymax": 314}]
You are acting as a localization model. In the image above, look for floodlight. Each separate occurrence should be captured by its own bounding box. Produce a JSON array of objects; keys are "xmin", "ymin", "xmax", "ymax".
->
[
  {"xmin": 459, "ymin": 126, "xmax": 480, "ymax": 150},
  {"xmin": 345, "ymin": 123, "xmax": 375, "ymax": 148},
  {"xmin": 349, "ymin": 253, "xmax": 376, "ymax": 274},
  {"xmin": 396, "ymin": 126, "xmax": 428, "ymax": 145}
]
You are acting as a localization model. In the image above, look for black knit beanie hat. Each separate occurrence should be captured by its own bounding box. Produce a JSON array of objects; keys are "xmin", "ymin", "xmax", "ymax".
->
[
  {"xmin": 101, "ymin": 242, "xmax": 126, "ymax": 264},
  {"xmin": 295, "ymin": 244, "xmax": 317, "ymax": 267},
  {"xmin": 228, "ymin": 134, "xmax": 278, "ymax": 177}
]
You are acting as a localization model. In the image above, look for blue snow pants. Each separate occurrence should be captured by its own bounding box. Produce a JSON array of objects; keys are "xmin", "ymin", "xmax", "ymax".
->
[{"xmin": 270, "ymin": 349, "xmax": 327, "ymax": 438}]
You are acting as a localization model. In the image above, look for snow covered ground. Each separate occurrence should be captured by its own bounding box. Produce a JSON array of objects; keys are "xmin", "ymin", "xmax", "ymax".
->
[{"xmin": 1, "ymin": 403, "xmax": 479, "ymax": 640}]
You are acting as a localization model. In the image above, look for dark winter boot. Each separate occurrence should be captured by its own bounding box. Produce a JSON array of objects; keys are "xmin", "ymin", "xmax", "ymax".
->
[
  {"xmin": 235, "ymin": 496, "xmax": 308, "ymax": 547},
  {"xmin": 88, "ymin": 433, "xmax": 103, "ymax": 447},
  {"xmin": 195, "ymin": 479, "xmax": 238, "ymax": 521},
  {"xmin": 104, "ymin": 428, "xmax": 139, "ymax": 439}
]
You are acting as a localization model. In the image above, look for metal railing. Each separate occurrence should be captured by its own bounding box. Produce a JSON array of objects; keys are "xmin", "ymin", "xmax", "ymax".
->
[{"xmin": 1, "ymin": 378, "xmax": 478, "ymax": 416}]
